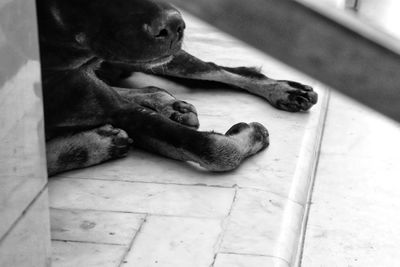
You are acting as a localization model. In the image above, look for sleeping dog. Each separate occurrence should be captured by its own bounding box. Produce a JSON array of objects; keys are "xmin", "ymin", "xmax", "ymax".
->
[{"xmin": 36, "ymin": 0, "xmax": 318, "ymax": 175}]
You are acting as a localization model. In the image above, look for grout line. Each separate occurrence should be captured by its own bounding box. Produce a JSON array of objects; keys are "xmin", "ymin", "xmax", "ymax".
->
[
  {"xmin": 51, "ymin": 239, "xmax": 126, "ymax": 247},
  {"xmin": 294, "ymin": 89, "xmax": 331, "ymax": 267},
  {"xmin": 53, "ymin": 176, "xmax": 299, "ymax": 205},
  {"xmin": 49, "ymin": 207, "xmax": 147, "ymax": 218},
  {"xmin": 55, "ymin": 176, "xmax": 236, "ymax": 190},
  {"xmin": 49, "ymin": 207, "xmax": 227, "ymax": 220},
  {"xmin": 210, "ymin": 186, "xmax": 239, "ymax": 267},
  {"xmin": 118, "ymin": 214, "xmax": 148, "ymax": 267},
  {"xmin": 50, "ymin": 207, "xmax": 148, "ymax": 216},
  {"xmin": 0, "ymin": 183, "xmax": 48, "ymax": 246},
  {"xmin": 226, "ymin": 187, "xmax": 239, "ymax": 218}
]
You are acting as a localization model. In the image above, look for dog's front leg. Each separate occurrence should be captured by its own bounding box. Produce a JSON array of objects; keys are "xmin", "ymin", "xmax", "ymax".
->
[
  {"xmin": 147, "ymin": 50, "xmax": 318, "ymax": 112},
  {"xmin": 113, "ymin": 87, "xmax": 270, "ymax": 171},
  {"xmin": 114, "ymin": 106, "xmax": 269, "ymax": 171}
]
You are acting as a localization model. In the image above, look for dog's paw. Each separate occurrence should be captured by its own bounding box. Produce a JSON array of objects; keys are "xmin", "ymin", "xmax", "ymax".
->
[
  {"xmin": 48, "ymin": 125, "xmax": 132, "ymax": 175},
  {"xmin": 201, "ymin": 122, "xmax": 269, "ymax": 172},
  {"xmin": 96, "ymin": 124, "xmax": 132, "ymax": 159},
  {"xmin": 123, "ymin": 87, "xmax": 200, "ymax": 129},
  {"xmin": 162, "ymin": 100, "xmax": 199, "ymax": 129},
  {"xmin": 268, "ymin": 80, "xmax": 318, "ymax": 112},
  {"xmin": 226, "ymin": 122, "xmax": 269, "ymax": 154}
]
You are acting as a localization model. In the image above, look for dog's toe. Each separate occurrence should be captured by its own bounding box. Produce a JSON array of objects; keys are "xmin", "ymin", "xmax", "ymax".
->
[
  {"xmin": 170, "ymin": 111, "xmax": 200, "ymax": 129},
  {"xmin": 95, "ymin": 125, "xmax": 132, "ymax": 158},
  {"xmin": 173, "ymin": 101, "xmax": 198, "ymax": 115},
  {"xmin": 226, "ymin": 122, "xmax": 269, "ymax": 152},
  {"xmin": 162, "ymin": 100, "xmax": 200, "ymax": 129},
  {"xmin": 109, "ymin": 128, "xmax": 132, "ymax": 158}
]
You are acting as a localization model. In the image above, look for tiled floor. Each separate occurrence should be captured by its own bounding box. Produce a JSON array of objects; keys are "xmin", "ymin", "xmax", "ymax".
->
[
  {"xmin": 301, "ymin": 92, "xmax": 400, "ymax": 266},
  {"xmin": 49, "ymin": 14, "xmax": 328, "ymax": 267}
]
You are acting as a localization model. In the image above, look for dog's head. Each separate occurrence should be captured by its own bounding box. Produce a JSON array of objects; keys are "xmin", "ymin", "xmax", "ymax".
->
[{"xmin": 47, "ymin": 0, "xmax": 185, "ymax": 67}]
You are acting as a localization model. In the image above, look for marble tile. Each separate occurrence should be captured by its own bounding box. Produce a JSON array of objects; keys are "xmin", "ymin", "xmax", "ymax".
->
[
  {"xmin": 121, "ymin": 216, "xmax": 222, "ymax": 267},
  {"xmin": 52, "ymin": 241, "xmax": 126, "ymax": 267},
  {"xmin": 214, "ymin": 253, "xmax": 289, "ymax": 267},
  {"xmin": 315, "ymin": 91, "xmax": 400, "ymax": 157},
  {"xmin": 303, "ymin": 184, "xmax": 400, "ymax": 266},
  {"xmin": 219, "ymin": 189, "xmax": 304, "ymax": 264},
  {"xmin": 0, "ymin": 190, "xmax": 51, "ymax": 267},
  {"xmin": 0, "ymin": 164, "xmax": 46, "ymax": 240},
  {"xmin": 302, "ymin": 92, "xmax": 400, "ymax": 266},
  {"xmin": 51, "ymin": 209, "xmax": 145, "ymax": 245},
  {"xmin": 49, "ymin": 178, "xmax": 235, "ymax": 218}
]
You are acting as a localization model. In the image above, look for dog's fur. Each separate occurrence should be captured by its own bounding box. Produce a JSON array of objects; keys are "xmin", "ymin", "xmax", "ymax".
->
[{"xmin": 36, "ymin": 0, "xmax": 318, "ymax": 175}]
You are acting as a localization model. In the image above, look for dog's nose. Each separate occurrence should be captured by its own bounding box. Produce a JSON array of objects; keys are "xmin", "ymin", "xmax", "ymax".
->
[{"xmin": 144, "ymin": 10, "xmax": 185, "ymax": 45}]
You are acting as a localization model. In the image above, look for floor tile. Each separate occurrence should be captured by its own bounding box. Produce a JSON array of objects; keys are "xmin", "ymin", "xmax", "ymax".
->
[
  {"xmin": 302, "ymin": 92, "xmax": 400, "ymax": 266},
  {"xmin": 0, "ymin": 190, "xmax": 51, "ymax": 267},
  {"xmin": 220, "ymin": 189, "xmax": 304, "ymax": 263},
  {"xmin": 49, "ymin": 178, "xmax": 235, "ymax": 218},
  {"xmin": 121, "ymin": 216, "xmax": 222, "ymax": 267},
  {"xmin": 52, "ymin": 241, "xmax": 126, "ymax": 267},
  {"xmin": 51, "ymin": 209, "xmax": 145, "ymax": 245},
  {"xmin": 214, "ymin": 253, "xmax": 289, "ymax": 267}
]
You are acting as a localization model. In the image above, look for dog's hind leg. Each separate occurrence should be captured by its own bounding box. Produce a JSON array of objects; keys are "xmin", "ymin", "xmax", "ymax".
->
[
  {"xmin": 46, "ymin": 125, "xmax": 132, "ymax": 176},
  {"xmin": 145, "ymin": 50, "xmax": 318, "ymax": 112}
]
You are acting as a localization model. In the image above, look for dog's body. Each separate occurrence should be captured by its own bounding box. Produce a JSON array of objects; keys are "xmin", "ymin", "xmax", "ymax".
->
[{"xmin": 37, "ymin": 0, "xmax": 317, "ymax": 175}]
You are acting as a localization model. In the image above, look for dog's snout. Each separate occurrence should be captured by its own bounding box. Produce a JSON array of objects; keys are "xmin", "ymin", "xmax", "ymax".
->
[{"xmin": 144, "ymin": 10, "xmax": 185, "ymax": 46}]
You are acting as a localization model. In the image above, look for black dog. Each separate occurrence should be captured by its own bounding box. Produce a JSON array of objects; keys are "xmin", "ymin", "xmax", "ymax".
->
[{"xmin": 37, "ymin": 0, "xmax": 318, "ymax": 175}]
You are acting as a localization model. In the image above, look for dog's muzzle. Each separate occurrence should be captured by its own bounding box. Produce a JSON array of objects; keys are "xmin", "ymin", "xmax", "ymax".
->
[{"xmin": 143, "ymin": 9, "xmax": 185, "ymax": 50}]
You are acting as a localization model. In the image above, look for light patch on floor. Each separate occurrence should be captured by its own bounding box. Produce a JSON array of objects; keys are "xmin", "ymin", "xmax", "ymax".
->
[{"xmin": 302, "ymin": 92, "xmax": 400, "ymax": 266}]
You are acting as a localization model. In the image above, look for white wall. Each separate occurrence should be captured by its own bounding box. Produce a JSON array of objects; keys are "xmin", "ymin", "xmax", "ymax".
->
[{"xmin": 0, "ymin": 0, "xmax": 51, "ymax": 265}]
